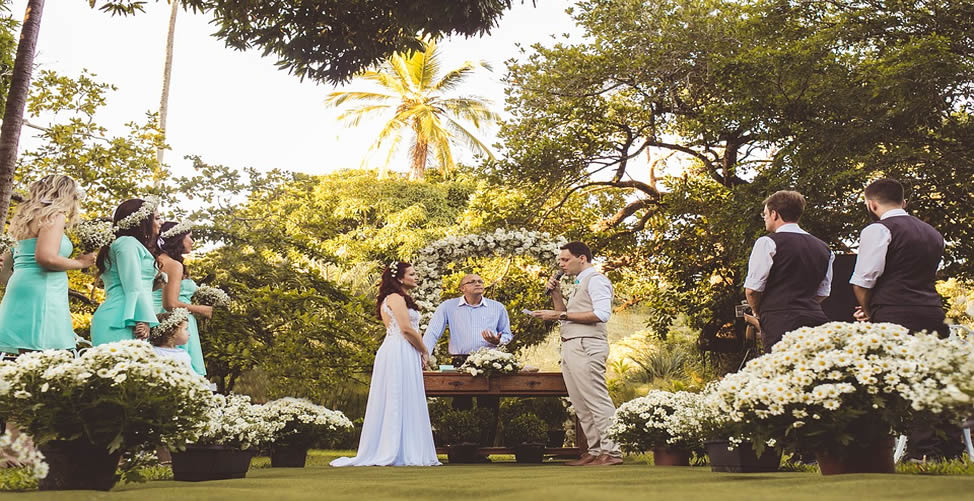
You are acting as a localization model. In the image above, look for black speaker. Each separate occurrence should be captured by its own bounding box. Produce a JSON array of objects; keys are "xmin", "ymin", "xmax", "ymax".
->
[{"xmin": 821, "ymin": 254, "xmax": 858, "ymax": 322}]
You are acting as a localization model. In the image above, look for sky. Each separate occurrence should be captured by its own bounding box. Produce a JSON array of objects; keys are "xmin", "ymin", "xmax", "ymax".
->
[{"xmin": 10, "ymin": 0, "xmax": 581, "ymax": 178}]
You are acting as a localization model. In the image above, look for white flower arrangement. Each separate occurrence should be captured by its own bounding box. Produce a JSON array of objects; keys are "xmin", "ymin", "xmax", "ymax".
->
[
  {"xmin": 114, "ymin": 195, "xmax": 160, "ymax": 231},
  {"xmin": 192, "ymin": 285, "xmax": 231, "ymax": 307},
  {"xmin": 411, "ymin": 228, "xmax": 567, "ymax": 328},
  {"xmin": 0, "ymin": 431, "xmax": 48, "ymax": 481},
  {"xmin": 150, "ymin": 307, "xmax": 190, "ymax": 342},
  {"xmin": 607, "ymin": 390, "xmax": 710, "ymax": 453},
  {"xmin": 459, "ymin": 347, "xmax": 523, "ymax": 377},
  {"xmin": 263, "ymin": 397, "xmax": 353, "ymax": 447},
  {"xmin": 713, "ymin": 321, "xmax": 969, "ymax": 454},
  {"xmin": 161, "ymin": 220, "xmax": 193, "ymax": 240},
  {"xmin": 898, "ymin": 332, "xmax": 974, "ymax": 415},
  {"xmin": 0, "ymin": 232, "xmax": 16, "ymax": 255},
  {"xmin": 194, "ymin": 393, "xmax": 283, "ymax": 450},
  {"xmin": 0, "ymin": 340, "xmax": 213, "ymax": 453},
  {"xmin": 73, "ymin": 219, "xmax": 115, "ymax": 253}
]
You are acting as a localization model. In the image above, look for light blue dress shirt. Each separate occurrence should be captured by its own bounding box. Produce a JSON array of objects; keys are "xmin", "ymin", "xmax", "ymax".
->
[{"xmin": 422, "ymin": 296, "xmax": 513, "ymax": 355}]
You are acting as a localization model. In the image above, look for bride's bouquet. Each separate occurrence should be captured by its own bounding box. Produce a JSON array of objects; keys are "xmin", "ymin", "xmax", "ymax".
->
[
  {"xmin": 459, "ymin": 347, "xmax": 522, "ymax": 377},
  {"xmin": 0, "ymin": 232, "xmax": 16, "ymax": 255},
  {"xmin": 192, "ymin": 285, "xmax": 231, "ymax": 308},
  {"xmin": 74, "ymin": 219, "xmax": 115, "ymax": 253}
]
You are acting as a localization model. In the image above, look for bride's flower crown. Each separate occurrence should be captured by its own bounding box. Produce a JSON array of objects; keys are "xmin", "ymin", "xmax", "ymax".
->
[
  {"xmin": 388, "ymin": 261, "xmax": 399, "ymax": 277},
  {"xmin": 114, "ymin": 196, "xmax": 160, "ymax": 231},
  {"xmin": 149, "ymin": 307, "xmax": 190, "ymax": 341},
  {"xmin": 161, "ymin": 220, "xmax": 193, "ymax": 240}
]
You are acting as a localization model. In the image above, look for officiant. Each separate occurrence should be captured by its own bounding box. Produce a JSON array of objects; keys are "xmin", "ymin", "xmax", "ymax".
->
[{"xmin": 423, "ymin": 273, "xmax": 513, "ymax": 443}]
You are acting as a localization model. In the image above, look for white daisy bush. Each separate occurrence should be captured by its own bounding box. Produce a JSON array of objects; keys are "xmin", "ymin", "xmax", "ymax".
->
[
  {"xmin": 192, "ymin": 285, "xmax": 231, "ymax": 308},
  {"xmin": 459, "ymin": 347, "xmax": 523, "ymax": 377},
  {"xmin": 714, "ymin": 322, "xmax": 974, "ymax": 455},
  {"xmin": 0, "ymin": 432, "xmax": 48, "ymax": 481},
  {"xmin": 73, "ymin": 219, "xmax": 115, "ymax": 253},
  {"xmin": 262, "ymin": 397, "xmax": 354, "ymax": 448},
  {"xmin": 607, "ymin": 390, "xmax": 710, "ymax": 453},
  {"xmin": 0, "ymin": 341, "xmax": 212, "ymax": 454},
  {"xmin": 411, "ymin": 228, "xmax": 566, "ymax": 328},
  {"xmin": 193, "ymin": 393, "xmax": 282, "ymax": 450}
]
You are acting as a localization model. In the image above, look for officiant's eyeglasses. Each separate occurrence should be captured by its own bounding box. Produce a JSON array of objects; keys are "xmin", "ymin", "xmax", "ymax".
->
[{"xmin": 461, "ymin": 279, "xmax": 485, "ymax": 286}]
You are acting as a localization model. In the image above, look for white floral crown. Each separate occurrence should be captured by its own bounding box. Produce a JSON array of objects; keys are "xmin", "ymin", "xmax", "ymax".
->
[
  {"xmin": 114, "ymin": 195, "xmax": 160, "ymax": 231},
  {"xmin": 149, "ymin": 307, "xmax": 190, "ymax": 341},
  {"xmin": 161, "ymin": 220, "xmax": 193, "ymax": 240},
  {"xmin": 388, "ymin": 261, "xmax": 399, "ymax": 276}
]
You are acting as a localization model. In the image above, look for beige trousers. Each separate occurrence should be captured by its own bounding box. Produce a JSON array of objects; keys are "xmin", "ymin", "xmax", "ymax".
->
[{"xmin": 561, "ymin": 337, "xmax": 621, "ymax": 458}]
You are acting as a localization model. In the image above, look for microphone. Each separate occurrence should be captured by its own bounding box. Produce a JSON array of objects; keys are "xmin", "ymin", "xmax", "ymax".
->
[{"xmin": 545, "ymin": 271, "xmax": 565, "ymax": 295}]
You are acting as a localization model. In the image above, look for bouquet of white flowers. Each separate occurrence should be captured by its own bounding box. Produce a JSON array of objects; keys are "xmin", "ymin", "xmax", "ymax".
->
[
  {"xmin": 192, "ymin": 285, "xmax": 231, "ymax": 307},
  {"xmin": 459, "ymin": 347, "xmax": 522, "ymax": 377},
  {"xmin": 194, "ymin": 394, "xmax": 282, "ymax": 450},
  {"xmin": 608, "ymin": 390, "xmax": 709, "ymax": 453},
  {"xmin": 0, "ymin": 232, "xmax": 16, "ymax": 255},
  {"xmin": 263, "ymin": 397, "xmax": 353, "ymax": 448},
  {"xmin": 713, "ymin": 322, "xmax": 967, "ymax": 455},
  {"xmin": 73, "ymin": 219, "xmax": 115, "ymax": 253}
]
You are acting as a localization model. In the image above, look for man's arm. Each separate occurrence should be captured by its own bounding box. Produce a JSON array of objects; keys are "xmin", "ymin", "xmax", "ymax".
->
[
  {"xmin": 849, "ymin": 224, "xmax": 890, "ymax": 321},
  {"xmin": 815, "ymin": 252, "xmax": 836, "ymax": 303},
  {"xmin": 745, "ymin": 289, "xmax": 763, "ymax": 317},
  {"xmin": 853, "ymin": 285, "xmax": 873, "ymax": 320},
  {"xmin": 422, "ymin": 303, "xmax": 449, "ymax": 355},
  {"xmin": 743, "ymin": 236, "xmax": 775, "ymax": 317},
  {"xmin": 496, "ymin": 305, "xmax": 513, "ymax": 345}
]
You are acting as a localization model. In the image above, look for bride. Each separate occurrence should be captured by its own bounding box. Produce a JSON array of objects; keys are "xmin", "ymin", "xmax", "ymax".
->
[{"xmin": 331, "ymin": 261, "xmax": 440, "ymax": 467}]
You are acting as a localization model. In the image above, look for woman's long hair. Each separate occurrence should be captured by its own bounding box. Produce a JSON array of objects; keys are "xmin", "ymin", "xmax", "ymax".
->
[
  {"xmin": 376, "ymin": 261, "xmax": 420, "ymax": 319},
  {"xmin": 96, "ymin": 198, "xmax": 159, "ymax": 274},
  {"xmin": 7, "ymin": 175, "xmax": 82, "ymax": 240},
  {"xmin": 158, "ymin": 221, "xmax": 190, "ymax": 278}
]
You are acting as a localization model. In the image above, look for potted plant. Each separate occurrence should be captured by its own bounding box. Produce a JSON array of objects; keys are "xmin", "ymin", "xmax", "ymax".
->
[
  {"xmin": 694, "ymin": 386, "xmax": 781, "ymax": 473},
  {"xmin": 531, "ymin": 398, "xmax": 570, "ymax": 447},
  {"xmin": 436, "ymin": 409, "xmax": 483, "ymax": 463},
  {"xmin": 263, "ymin": 397, "xmax": 353, "ymax": 467},
  {"xmin": 714, "ymin": 322, "xmax": 974, "ymax": 475},
  {"xmin": 609, "ymin": 390, "xmax": 707, "ymax": 466},
  {"xmin": 504, "ymin": 413, "xmax": 548, "ymax": 463},
  {"xmin": 0, "ymin": 341, "xmax": 212, "ymax": 490},
  {"xmin": 172, "ymin": 393, "xmax": 280, "ymax": 481}
]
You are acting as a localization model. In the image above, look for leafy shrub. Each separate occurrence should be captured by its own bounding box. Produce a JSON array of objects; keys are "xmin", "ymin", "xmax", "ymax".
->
[{"xmin": 504, "ymin": 413, "xmax": 547, "ymax": 447}]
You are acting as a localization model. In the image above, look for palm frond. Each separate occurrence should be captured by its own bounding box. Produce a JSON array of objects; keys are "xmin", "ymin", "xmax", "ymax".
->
[
  {"xmin": 432, "ymin": 61, "xmax": 481, "ymax": 93},
  {"xmin": 325, "ymin": 91, "xmax": 398, "ymax": 107},
  {"xmin": 408, "ymin": 41, "xmax": 441, "ymax": 91},
  {"xmin": 438, "ymin": 98, "xmax": 501, "ymax": 128},
  {"xmin": 336, "ymin": 104, "xmax": 396, "ymax": 127},
  {"xmin": 446, "ymin": 117, "xmax": 495, "ymax": 159}
]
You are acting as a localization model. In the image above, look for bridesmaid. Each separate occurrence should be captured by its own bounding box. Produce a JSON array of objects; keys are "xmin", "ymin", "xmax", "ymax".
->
[
  {"xmin": 90, "ymin": 198, "xmax": 161, "ymax": 345},
  {"xmin": 0, "ymin": 175, "xmax": 96, "ymax": 354},
  {"xmin": 153, "ymin": 221, "xmax": 211, "ymax": 376}
]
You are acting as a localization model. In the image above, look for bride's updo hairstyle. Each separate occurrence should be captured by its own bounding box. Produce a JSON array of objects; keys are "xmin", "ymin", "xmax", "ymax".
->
[{"xmin": 375, "ymin": 260, "xmax": 420, "ymax": 319}]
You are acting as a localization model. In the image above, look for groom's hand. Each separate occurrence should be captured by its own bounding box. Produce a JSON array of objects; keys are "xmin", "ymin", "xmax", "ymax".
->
[
  {"xmin": 482, "ymin": 329, "xmax": 501, "ymax": 346},
  {"xmin": 530, "ymin": 310, "xmax": 561, "ymax": 321}
]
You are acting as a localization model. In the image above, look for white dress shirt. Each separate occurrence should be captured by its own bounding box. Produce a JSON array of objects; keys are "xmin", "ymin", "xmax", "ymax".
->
[
  {"xmin": 422, "ymin": 296, "xmax": 513, "ymax": 355},
  {"xmin": 849, "ymin": 208, "xmax": 908, "ymax": 289},
  {"xmin": 574, "ymin": 267, "xmax": 613, "ymax": 323},
  {"xmin": 743, "ymin": 223, "xmax": 834, "ymax": 296}
]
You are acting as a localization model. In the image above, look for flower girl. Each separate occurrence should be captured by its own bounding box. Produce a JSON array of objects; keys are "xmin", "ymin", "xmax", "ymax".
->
[{"xmin": 149, "ymin": 308, "xmax": 193, "ymax": 372}]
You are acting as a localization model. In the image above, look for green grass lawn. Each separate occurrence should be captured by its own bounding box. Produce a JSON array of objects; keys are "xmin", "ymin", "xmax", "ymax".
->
[{"xmin": 6, "ymin": 450, "xmax": 974, "ymax": 500}]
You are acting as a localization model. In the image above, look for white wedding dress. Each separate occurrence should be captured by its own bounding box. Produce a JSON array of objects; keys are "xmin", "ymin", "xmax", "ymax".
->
[{"xmin": 330, "ymin": 299, "xmax": 440, "ymax": 467}]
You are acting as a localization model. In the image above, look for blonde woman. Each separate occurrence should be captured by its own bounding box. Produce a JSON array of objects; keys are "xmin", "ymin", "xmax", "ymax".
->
[{"xmin": 0, "ymin": 175, "xmax": 96, "ymax": 354}]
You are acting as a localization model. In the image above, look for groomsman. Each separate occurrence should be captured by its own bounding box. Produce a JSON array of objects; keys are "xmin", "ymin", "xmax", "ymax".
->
[
  {"xmin": 744, "ymin": 190, "xmax": 834, "ymax": 352},
  {"xmin": 850, "ymin": 178, "xmax": 961, "ymax": 460},
  {"xmin": 532, "ymin": 242, "xmax": 622, "ymax": 466}
]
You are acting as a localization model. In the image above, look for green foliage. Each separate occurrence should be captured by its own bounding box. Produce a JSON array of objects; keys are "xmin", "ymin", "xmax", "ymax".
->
[
  {"xmin": 0, "ymin": 467, "xmax": 36, "ymax": 491},
  {"xmin": 435, "ymin": 408, "xmax": 486, "ymax": 444},
  {"xmin": 503, "ymin": 413, "xmax": 547, "ymax": 447},
  {"xmin": 176, "ymin": 1, "xmax": 517, "ymax": 84},
  {"xmin": 500, "ymin": 397, "xmax": 568, "ymax": 429},
  {"xmin": 0, "ymin": 1, "xmax": 17, "ymax": 116}
]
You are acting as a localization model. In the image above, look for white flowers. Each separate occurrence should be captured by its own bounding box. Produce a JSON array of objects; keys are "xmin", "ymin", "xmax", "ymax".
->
[
  {"xmin": 161, "ymin": 220, "xmax": 194, "ymax": 240},
  {"xmin": 113, "ymin": 195, "xmax": 160, "ymax": 231},
  {"xmin": 0, "ymin": 232, "xmax": 16, "ymax": 255},
  {"xmin": 263, "ymin": 397, "xmax": 353, "ymax": 447},
  {"xmin": 0, "ymin": 432, "xmax": 48, "ymax": 481},
  {"xmin": 195, "ymin": 394, "xmax": 282, "ymax": 450},
  {"xmin": 73, "ymin": 219, "xmax": 115, "ymax": 252},
  {"xmin": 608, "ymin": 390, "xmax": 716, "ymax": 452},
  {"xmin": 410, "ymin": 228, "xmax": 567, "ymax": 328},
  {"xmin": 192, "ymin": 285, "xmax": 231, "ymax": 308},
  {"xmin": 150, "ymin": 307, "xmax": 191, "ymax": 341},
  {"xmin": 459, "ymin": 347, "xmax": 523, "ymax": 377}
]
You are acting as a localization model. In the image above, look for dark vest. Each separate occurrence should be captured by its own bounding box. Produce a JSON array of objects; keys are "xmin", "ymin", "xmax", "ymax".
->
[
  {"xmin": 760, "ymin": 232, "xmax": 832, "ymax": 313},
  {"xmin": 869, "ymin": 215, "xmax": 943, "ymax": 308}
]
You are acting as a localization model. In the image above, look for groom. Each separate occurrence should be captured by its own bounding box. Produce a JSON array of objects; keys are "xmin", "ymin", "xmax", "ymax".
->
[{"xmin": 532, "ymin": 241, "xmax": 622, "ymax": 466}]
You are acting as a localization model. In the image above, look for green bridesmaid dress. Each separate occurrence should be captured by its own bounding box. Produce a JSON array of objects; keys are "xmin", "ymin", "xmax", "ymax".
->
[
  {"xmin": 90, "ymin": 236, "xmax": 159, "ymax": 345},
  {"xmin": 152, "ymin": 278, "xmax": 206, "ymax": 376},
  {"xmin": 0, "ymin": 236, "xmax": 76, "ymax": 353}
]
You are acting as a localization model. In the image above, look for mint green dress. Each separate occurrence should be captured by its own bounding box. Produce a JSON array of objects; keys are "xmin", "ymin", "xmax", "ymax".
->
[
  {"xmin": 152, "ymin": 278, "xmax": 206, "ymax": 376},
  {"xmin": 90, "ymin": 236, "xmax": 159, "ymax": 345},
  {"xmin": 0, "ymin": 236, "xmax": 76, "ymax": 353}
]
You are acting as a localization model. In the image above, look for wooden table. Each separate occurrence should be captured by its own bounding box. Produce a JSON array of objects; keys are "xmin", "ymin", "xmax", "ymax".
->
[{"xmin": 423, "ymin": 371, "xmax": 584, "ymax": 457}]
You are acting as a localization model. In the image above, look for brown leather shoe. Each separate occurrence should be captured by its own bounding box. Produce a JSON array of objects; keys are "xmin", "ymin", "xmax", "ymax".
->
[
  {"xmin": 586, "ymin": 454, "xmax": 623, "ymax": 466},
  {"xmin": 565, "ymin": 453, "xmax": 597, "ymax": 466}
]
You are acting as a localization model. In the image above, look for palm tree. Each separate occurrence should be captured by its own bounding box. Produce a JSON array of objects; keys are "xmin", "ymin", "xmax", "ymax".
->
[{"xmin": 326, "ymin": 39, "xmax": 499, "ymax": 180}]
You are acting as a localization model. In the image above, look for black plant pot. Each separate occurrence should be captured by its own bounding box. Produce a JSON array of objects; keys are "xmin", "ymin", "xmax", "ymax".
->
[
  {"xmin": 514, "ymin": 443, "xmax": 546, "ymax": 464},
  {"xmin": 446, "ymin": 443, "xmax": 480, "ymax": 464},
  {"xmin": 546, "ymin": 429, "xmax": 566, "ymax": 448},
  {"xmin": 38, "ymin": 439, "xmax": 122, "ymax": 491},
  {"xmin": 705, "ymin": 439, "xmax": 781, "ymax": 473},
  {"xmin": 171, "ymin": 445, "xmax": 256, "ymax": 481},
  {"xmin": 270, "ymin": 445, "xmax": 309, "ymax": 467}
]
